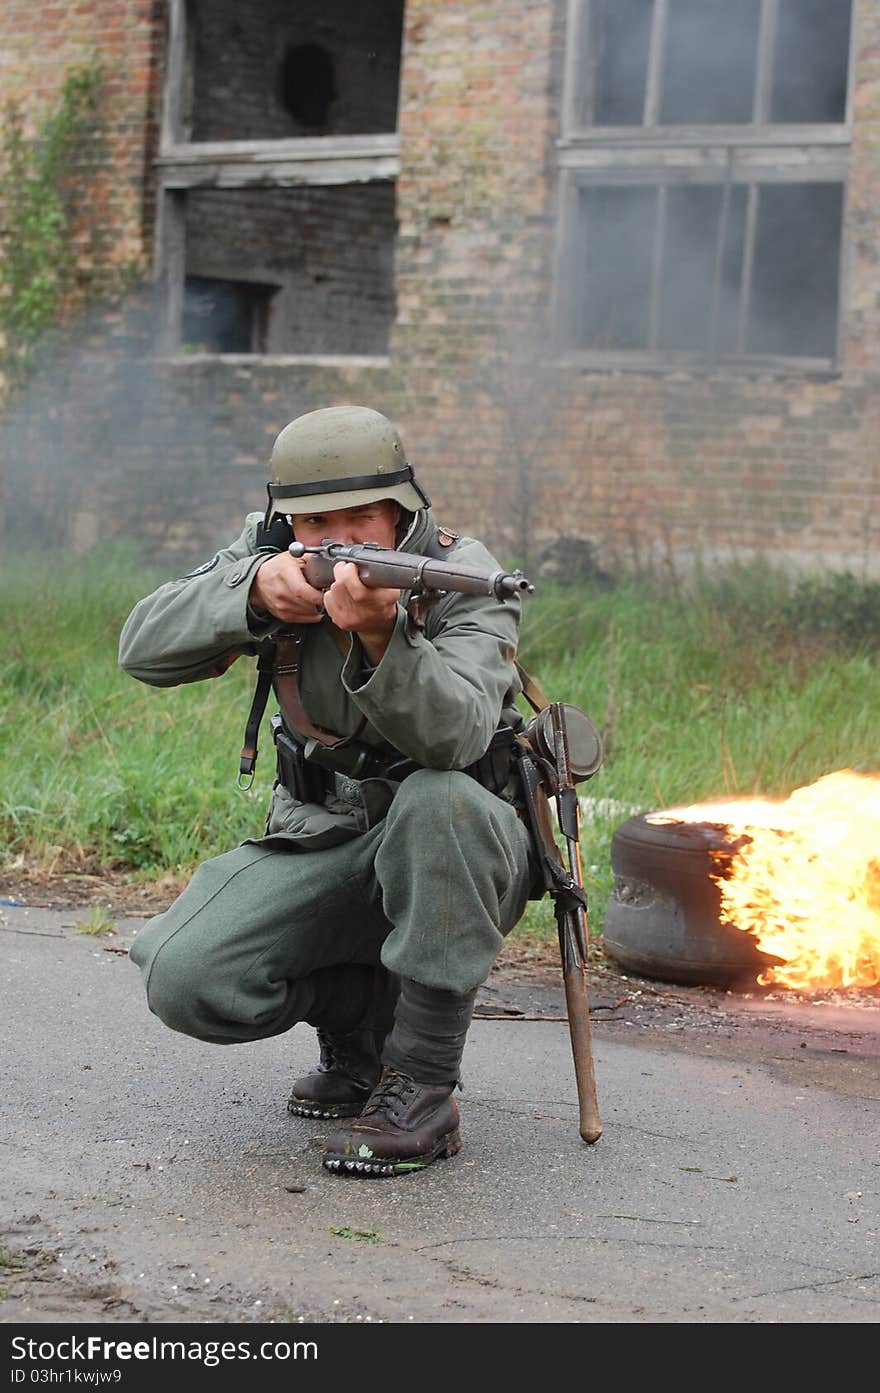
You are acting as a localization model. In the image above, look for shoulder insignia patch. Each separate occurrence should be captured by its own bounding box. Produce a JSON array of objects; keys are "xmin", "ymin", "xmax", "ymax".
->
[
  {"xmin": 436, "ymin": 527, "xmax": 460, "ymax": 548},
  {"xmin": 182, "ymin": 553, "xmax": 221, "ymax": 579}
]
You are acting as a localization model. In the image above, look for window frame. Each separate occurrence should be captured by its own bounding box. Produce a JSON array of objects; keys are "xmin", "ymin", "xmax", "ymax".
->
[
  {"xmin": 153, "ymin": 0, "xmax": 400, "ymax": 358},
  {"xmin": 555, "ymin": 0, "xmax": 858, "ymax": 375}
]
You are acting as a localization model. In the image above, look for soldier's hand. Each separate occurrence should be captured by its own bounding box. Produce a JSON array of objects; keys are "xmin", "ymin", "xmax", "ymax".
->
[
  {"xmin": 248, "ymin": 553, "xmax": 327, "ymax": 624},
  {"xmin": 323, "ymin": 561, "xmax": 400, "ymax": 664}
]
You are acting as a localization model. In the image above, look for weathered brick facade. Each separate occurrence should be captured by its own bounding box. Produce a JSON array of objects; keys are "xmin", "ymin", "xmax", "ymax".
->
[{"xmin": 2, "ymin": 0, "xmax": 878, "ymax": 578}]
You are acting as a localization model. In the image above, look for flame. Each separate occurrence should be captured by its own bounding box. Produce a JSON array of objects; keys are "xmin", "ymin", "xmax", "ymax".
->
[{"xmin": 647, "ymin": 770, "xmax": 880, "ymax": 992}]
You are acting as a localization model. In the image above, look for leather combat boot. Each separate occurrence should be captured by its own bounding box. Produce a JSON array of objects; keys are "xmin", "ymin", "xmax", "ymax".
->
[
  {"xmin": 288, "ymin": 966, "xmax": 399, "ymax": 1120},
  {"xmin": 322, "ymin": 978, "xmax": 477, "ymax": 1177},
  {"xmin": 322, "ymin": 1068, "xmax": 460, "ymax": 1176}
]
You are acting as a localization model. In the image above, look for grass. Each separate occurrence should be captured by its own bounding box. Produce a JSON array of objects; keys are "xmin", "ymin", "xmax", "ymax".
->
[{"xmin": 1, "ymin": 544, "xmax": 877, "ymax": 948}]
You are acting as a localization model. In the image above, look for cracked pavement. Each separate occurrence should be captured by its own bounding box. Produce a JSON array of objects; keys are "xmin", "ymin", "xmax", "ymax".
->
[{"xmin": 1, "ymin": 902, "xmax": 878, "ymax": 1325}]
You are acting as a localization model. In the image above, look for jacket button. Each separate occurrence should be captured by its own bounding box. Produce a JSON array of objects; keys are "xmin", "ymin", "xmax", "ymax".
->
[{"xmin": 340, "ymin": 778, "xmax": 359, "ymax": 800}]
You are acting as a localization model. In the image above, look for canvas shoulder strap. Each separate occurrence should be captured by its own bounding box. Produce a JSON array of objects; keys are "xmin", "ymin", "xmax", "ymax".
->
[{"xmin": 515, "ymin": 659, "xmax": 549, "ymax": 714}]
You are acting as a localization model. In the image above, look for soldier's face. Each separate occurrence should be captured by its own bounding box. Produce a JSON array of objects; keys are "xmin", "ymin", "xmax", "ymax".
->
[{"xmin": 291, "ymin": 499, "xmax": 401, "ymax": 549}]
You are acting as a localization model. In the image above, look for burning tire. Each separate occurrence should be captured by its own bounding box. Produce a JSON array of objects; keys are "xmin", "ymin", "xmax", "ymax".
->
[{"xmin": 602, "ymin": 814, "xmax": 782, "ymax": 990}]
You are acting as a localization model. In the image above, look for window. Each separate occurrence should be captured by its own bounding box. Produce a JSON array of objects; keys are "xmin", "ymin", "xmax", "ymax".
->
[
  {"xmin": 155, "ymin": 0, "xmax": 404, "ymax": 357},
  {"xmin": 182, "ymin": 276, "xmax": 277, "ymax": 354},
  {"xmin": 558, "ymin": 0, "xmax": 854, "ymax": 372}
]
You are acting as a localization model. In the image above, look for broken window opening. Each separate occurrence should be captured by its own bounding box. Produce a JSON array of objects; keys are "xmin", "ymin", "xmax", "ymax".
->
[
  {"xmin": 182, "ymin": 276, "xmax": 277, "ymax": 354},
  {"xmin": 156, "ymin": 0, "xmax": 403, "ymax": 359},
  {"xmin": 180, "ymin": 182, "xmax": 397, "ymax": 357},
  {"xmin": 187, "ymin": 0, "xmax": 405, "ymax": 141},
  {"xmin": 279, "ymin": 43, "xmax": 337, "ymax": 130}
]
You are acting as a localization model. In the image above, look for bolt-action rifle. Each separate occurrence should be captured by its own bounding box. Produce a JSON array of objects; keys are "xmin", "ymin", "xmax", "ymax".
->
[
  {"xmin": 240, "ymin": 535, "xmax": 534, "ymax": 782},
  {"xmin": 288, "ymin": 539, "xmax": 535, "ymax": 601}
]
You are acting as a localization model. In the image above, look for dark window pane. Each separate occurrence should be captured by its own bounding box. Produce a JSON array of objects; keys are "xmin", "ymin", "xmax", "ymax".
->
[
  {"xmin": 657, "ymin": 185, "xmax": 722, "ymax": 351},
  {"xmin": 715, "ymin": 186, "xmax": 749, "ymax": 356},
  {"xmin": 655, "ymin": 185, "xmax": 748, "ymax": 354},
  {"xmin": 770, "ymin": 0, "xmax": 852, "ymax": 123},
  {"xmin": 746, "ymin": 183, "xmax": 843, "ymax": 357},
  {"xmin": 660, "ymin": 0, "xmax": 761, "ymax": 124},
  {"xmin": 591, "ymin": 0, "xmax": 653, "ymax": 125},
  {"xmin": 575, "ymin": 186, "xmax": 656, "ymax": 349},
  {"xmin": 182, "ymin": 277, "xmax": 275, "ymax": 354}
]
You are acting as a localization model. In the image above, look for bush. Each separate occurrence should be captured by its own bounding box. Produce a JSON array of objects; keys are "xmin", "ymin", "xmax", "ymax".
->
[{"xmin": 782, "ymin": 572, "xmax": 880, "ymax": 650}]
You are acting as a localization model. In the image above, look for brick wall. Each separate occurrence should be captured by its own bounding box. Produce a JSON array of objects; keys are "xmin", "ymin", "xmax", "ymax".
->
[
  {"xmin": 391, "ymin": 0, "xmax": 880, "ymax": 577},
  {"xmin": 0, "ymin": 0, "xmax": 164, "ymax": 271},
  {"xmin": 185, "ymin": 183, "xmax": 396, "ymax": 355},
  {"xmin": 2, "ymin": 0, "xmax": 879, "ymax": 580}
]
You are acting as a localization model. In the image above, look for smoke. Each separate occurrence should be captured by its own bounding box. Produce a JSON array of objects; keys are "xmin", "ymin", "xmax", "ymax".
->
[
  {"xmin": 0, "ymin": 0, "xmax": 860, "ymax": 576},
  {"xmin": 0, "ymin": 291, "xmax": 283, "ymax": 565}
]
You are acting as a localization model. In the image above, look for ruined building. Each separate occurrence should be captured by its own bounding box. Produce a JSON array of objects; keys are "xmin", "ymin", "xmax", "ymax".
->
[{"xmin": 1, "ymin": 0, "xmax": 878, "ymax": 576}]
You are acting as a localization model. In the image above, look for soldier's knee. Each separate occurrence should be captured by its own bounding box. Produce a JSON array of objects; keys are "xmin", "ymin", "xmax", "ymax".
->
[
  {"xmin": 144, "ymin": 952, "xmax": 209, "ymax": 1037},
  {"xmin": 389, "ymin": 768, "xmax": 488, "ymax": 832},
  {"xmin": 131, "ymin": 928, "xmax": 217, "ymax": 1038}
]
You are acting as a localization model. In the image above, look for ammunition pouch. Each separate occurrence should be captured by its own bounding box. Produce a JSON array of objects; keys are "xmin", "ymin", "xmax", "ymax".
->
[{"xmin": 272, "ymin": 719, "xmax": 327, "ymax": 803}]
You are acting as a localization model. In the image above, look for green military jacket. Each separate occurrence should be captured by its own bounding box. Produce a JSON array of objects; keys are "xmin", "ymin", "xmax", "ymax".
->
[{"xmin": 118, "ymin": 505, "xmax": 525, "ymax": 849}]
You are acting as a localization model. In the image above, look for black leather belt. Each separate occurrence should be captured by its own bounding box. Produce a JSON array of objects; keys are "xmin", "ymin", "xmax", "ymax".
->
[
  {"xmin": 272, "ymin": 719, "xmax": 420, "ymax": 800},
  {"xmin": 273, "ymin": 718, "xmax": 518, "ymax": 803}
]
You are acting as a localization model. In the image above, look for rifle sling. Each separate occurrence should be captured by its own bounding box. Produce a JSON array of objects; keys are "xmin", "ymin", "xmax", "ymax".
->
[{"xmin": 239, "ymin": 649, "xmax": 275, "ymax": 779}]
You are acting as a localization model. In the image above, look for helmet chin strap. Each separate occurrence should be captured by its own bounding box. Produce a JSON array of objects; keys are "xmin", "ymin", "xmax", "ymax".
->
[
  {"xmin": 263, "ymin": 482, "xmax": 276, "ymax": 529},
  {"xmin": 395, "ymin": 507, "xmax": 415, "ymax": 545},
  {"xmin": 255, "ymin": 506, "xmax": 294, "ymax": 552}
]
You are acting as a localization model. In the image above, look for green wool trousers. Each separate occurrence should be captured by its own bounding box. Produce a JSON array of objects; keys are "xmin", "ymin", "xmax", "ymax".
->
[{"xmin": 129, "ymin": 769, "xmax": 533, "ymax": 1045}]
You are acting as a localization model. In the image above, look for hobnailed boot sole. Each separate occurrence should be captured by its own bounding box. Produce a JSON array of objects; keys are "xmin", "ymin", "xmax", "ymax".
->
[
  {"xmin": 287, "ymin": 1096, "xmax": 368, "ymax": 1120},
  {"xmin": 322, "ymin": 1127, "xmax": 462, "ymax": 1178}
]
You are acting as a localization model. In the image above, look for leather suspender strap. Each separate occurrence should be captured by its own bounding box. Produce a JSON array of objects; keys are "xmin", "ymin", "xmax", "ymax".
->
[{"xmin": 273, "ymin": 629, "xmax": 366, "ymax": 749}]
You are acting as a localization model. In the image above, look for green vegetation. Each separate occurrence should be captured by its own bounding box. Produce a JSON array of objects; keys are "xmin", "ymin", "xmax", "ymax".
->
[
  {"xmin": 1, "ymin": 547, "xmax": 877, "ymax": 946},
  {"xmin": 328, "ymin": 1227, "xmax": 382, "ymax": 1243},
  {"xmin": 0, "ymin": 58, "xmax": 139, "ymax": 389},
  {"xmin": 73, "ymin": 904, "xmax": 116, "ymax": 936}
]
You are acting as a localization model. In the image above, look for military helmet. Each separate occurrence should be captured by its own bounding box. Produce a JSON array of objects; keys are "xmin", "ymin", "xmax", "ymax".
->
[{"xmin": 266, "ymin": 405, "xmax": 430, "ymax": 519}]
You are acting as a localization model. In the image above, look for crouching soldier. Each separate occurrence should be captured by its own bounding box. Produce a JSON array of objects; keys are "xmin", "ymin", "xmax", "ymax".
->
[{"xmin": 119, "ymin": 404, "xmax": 534, "ymax": 1177}]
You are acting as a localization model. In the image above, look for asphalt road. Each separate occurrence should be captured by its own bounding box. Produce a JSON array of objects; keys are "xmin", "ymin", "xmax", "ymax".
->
[{"xmin": 1, "ymin": 902, "xmax": 878, "ymax": 1328}]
